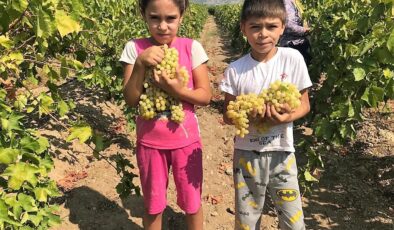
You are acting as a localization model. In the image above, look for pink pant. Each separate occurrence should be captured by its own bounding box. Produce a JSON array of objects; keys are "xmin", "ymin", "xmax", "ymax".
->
[{"xmin": 136, "ymin": 141, "xmax": 203, "ymax": 214}]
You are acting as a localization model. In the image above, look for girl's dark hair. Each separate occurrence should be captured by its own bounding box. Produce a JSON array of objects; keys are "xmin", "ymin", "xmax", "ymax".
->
[
  {"xmin": 240, "ymin": 0, "xmax": 286, "ymax": 23},
  {"xmin": 139, "ymin": 0, "xmax": 189, "ymax": 16}
]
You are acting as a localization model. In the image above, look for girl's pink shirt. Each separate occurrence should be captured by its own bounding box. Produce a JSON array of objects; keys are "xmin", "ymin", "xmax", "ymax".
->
[{"xmin": 134, "ymin": 37, "xmax": 201, "ymax": 149}]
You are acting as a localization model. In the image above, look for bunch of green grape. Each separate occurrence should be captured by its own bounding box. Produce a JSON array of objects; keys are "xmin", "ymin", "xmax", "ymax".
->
[
  {"xmin": 227, "ymin": 81, "xmax": 302, "ymax": 137},
  {"xmin": 138, "ymin": 45, "xmax": 189, "ymax": 123},
  {"xmin": 226, "ymin": 94, "xmax": 265, "ymax": 138},
  {"xmin": 260, "ymin": 80, "xmax": 301, "ymax": 112}
]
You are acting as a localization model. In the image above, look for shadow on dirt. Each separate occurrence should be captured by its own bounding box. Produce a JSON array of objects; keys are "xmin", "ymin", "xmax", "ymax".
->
[
  {"xmin": 63, "ymin": 186, "xmax": 142, "ymax": 230},
  {"xmin": 121, "ymin": 195, "xmax": 190, "ymax": 230},
  {"xmin": 29, "ymin": 79, "xmax": 133, "ymax": 165}
]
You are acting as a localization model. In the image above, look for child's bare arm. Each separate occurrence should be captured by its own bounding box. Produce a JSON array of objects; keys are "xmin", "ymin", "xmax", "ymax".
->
[
  {"xmin": 265, "ymin": 89, "xmax": 310, "ymax": 124},
  {"xmin": 223, "ymin": 93, "xmax": 237, "ymax": 125},
  {"xmin": 123, "ymin": 46, "xmax": 164, "ymax": 107}
]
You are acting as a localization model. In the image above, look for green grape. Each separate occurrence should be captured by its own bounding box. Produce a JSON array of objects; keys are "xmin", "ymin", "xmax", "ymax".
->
[
  {"xmin": 227, "ymin": 81, "xmax": 302, "ymax": 137},
  {"xmin": 226, "ymin": 93, "xmax": 265, "ymax": 138},
  {"xmin": 137, "ymin": 45, "xmax": 191, "ymax": 123},
  {"xmin": 261, "ymin": 80, "xmax": 301, "ymax": 112}
]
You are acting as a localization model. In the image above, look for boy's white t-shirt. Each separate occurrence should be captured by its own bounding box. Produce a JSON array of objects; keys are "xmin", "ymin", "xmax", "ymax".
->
[
  {"xmin": 220, "ymin": 47, "xmax": 312, "ymax": 153},
  {"xmin": 119, "ymin": 39, "xmax": 208, "ymax": 69}
]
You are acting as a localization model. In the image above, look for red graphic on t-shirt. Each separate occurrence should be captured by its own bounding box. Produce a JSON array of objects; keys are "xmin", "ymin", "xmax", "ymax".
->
[{"xmin": 280, "ymin": 73, "xmax": 288, "ymax": 81}]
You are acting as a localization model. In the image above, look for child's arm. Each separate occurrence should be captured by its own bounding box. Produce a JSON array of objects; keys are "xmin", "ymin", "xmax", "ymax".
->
[
  {"xmin": 152, "ymin": 63, "xmax": 212, "ymax": 106},
  {"xmin": 123, "ymin": 46, "xmax": 164, "ymax": 107},
  {"xmin": 265, "ymin": 88, "xmax": 310, "ymax": 124},
  {"xmin": 222, "ymin": 93, "xmax": 236, "ymax": 125}
]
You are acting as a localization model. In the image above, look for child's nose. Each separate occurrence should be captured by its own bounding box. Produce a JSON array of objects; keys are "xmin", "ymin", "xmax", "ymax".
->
[
  {"xmin": 259, "ymin": 29, "xmax": 268, "ymax": 38},
  {"xmin": 158, "ymin": 22, "xmax": 167, "ymax": 30}
]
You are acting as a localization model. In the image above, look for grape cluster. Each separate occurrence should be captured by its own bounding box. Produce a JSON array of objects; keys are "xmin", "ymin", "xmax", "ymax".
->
[
  {"xmin": 226, "ymin": 94, "xmax": 265, "ymax": 138},
  {"xmin": 226, "ymin": 81, "xmax": 301, "ymax": 137},
  {"xmin": 138, "ymin": 45, "xmax": 189, "ymax": 123},
  {"xmin": 260, "ymin": 80, "xmax": 301, "ymax": 111}
]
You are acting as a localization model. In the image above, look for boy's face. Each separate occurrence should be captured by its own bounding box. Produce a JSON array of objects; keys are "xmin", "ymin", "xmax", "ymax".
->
[{"xmin": 241, "ymin": 16, "xmax": 285, "ymax": 61}]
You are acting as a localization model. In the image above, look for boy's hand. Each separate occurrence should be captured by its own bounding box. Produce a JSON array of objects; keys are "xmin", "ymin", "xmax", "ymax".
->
[
  {"xmin": 137, "ymin": 46, "xmax": 165, "ymax": 67},
  {"xmin": 265, "ymin": 104, "xmax": 292, "ymax": 125},
  {"xmin": 152, "ymin": 68, "xmax": 185, "ymax": 98}
]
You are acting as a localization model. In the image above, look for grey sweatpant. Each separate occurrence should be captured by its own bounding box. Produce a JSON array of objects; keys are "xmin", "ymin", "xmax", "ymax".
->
[{"xmin": 233, "ymin": 149, "xmax": 305, "ymax": 230}]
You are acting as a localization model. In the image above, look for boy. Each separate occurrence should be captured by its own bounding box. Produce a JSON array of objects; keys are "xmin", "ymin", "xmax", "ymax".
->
[{"xmin": 220, "ymin": 0, "xmax": 312, "ymax": 229}]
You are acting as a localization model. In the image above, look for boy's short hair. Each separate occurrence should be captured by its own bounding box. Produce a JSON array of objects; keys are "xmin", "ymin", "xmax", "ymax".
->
[{"xmin": 241, "ymin": 0, "xmax": 286, "ymax": 24}]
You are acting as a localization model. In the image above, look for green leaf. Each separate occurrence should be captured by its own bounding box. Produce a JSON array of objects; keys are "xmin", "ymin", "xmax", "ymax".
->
[
  {"xmin": 347, "ymin": 98, "xmax": 355, "ymax": 117},
  {"xmin": 29, "ymin": 214, "xmax": 43, "ymax": 227},
  {"xmin": 38, "ymin": 93, "xmax": 54, "ymax": 116},
  {"xmin": 361, "ymin": 86, "xmax": 385, "ymax": 107},
  {"xmin": 0, "ymin": 89, "xmax": 6, "ymax": 100},
  {"xmin": 20, "ymin": 211, "xmax": 29, "ymax": 224},
  {"xmin": 0, "ymin": 35, "xmax": 13, "ymax": 49},
  {"xmin": 55, "ymin": 10, "xmax": 81, "ymax": 37},
  {"xmin": 2, "ymin": 162, "xmax": 39, "ymax": 190},
  {"xmin": 304, "ymin": 170, "xmax": 318, "ymax": 182},
  {"xmin": 14, "ymin": 94, "xmax": 28, "ymax": 111},
  {"xmin": 18, "ymin": 194, "xmax": 38, "ymax": 212},
  {"xmin": 2, "ymin": 113, "xmax": 24, "ymax": 132},
  {"xmin": 57, "ymin": 100, "xmax": 70, "ymax": 117},
  {"xmin": 60, "ymin": 58, "xmax": 69, "ymax": 78},
  {"xmin": 20, "ymin": 136, "xmax": 40, "ymax": 153},
  {"xmin": 67, "ymin": 124, "xmax": 92, "ymax": 143},
  {"xmin": 387, "ymin": 28, "xmax": 394, "ymax": 53},
  {"xmin": 314, "ymin": 117, "xmax": 334, "ymax": 140},
  {"xmin": 0, "ymin": 199, "xmax": 22, "ymax": 227},
  {"xmin": 374, "ymin": 47, "xmax": 394, "ymax": 64},
  {"xmin": 11, "ymin": 0, "xmax": 28, "ymax": 13},
  {"xmin": 35, "ymin": 7, "xmax": 54, "ymax": 39},
  {"xmin": 353, "ymin": 67, "xmax": 366, "ymax": 81},
  {"xmin": 356, "ymin": 16, "xmax": 369, "ymax": 34},
  {"xmin": 92, "ymin": 133, "xmax": 107, "ymax": 153},
  {"xmin": 36, "ymin": 136, "xmax": 50, "ymax": 154},
  {"xmin": 34, "ymin": 188, "xmax": 48, "ymax": 202},
  {"xmin": 0, "ymin": 148, "xmax": 20, "ymax": 164}
]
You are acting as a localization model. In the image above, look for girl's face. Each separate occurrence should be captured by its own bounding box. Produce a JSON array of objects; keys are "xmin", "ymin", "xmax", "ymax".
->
[
  {"xmin": 241, "ymin": 16, "xmax": 285, "ymax": 62},
  {"xmin": 143, "ymin": 0, "xmax": 183, "ymax": 45}
]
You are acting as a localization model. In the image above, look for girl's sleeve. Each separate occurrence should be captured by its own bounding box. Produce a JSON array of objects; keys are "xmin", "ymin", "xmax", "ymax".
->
[
  {"xmin": 191, "ymin": 40, "xmax": 209, "ymax": 69},
  {"xmin": 284, "ymin": 0, "xmax": 306, "ymax": 36},
  {"xmin": 119, "ymin": 40, "xmax": 137, "ymax": 65}
]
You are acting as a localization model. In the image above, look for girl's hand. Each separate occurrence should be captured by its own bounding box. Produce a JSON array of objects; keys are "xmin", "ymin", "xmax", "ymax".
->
[
  {"xmin": 152, "ymin": 68, "xmax": 185, "ymax": 98},
  {"xmin": 265, "ymin": 104, "xmax": 292, "ymax": 125},
  {"xmin": 137, "ymin": 46, "xmax": 165, "ymax": 67}
]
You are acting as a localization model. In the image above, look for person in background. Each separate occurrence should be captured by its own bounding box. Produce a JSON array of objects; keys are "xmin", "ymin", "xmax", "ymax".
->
[{"xmin": 279, "ymin": 0, "xmax": 311, "ymax": 65}]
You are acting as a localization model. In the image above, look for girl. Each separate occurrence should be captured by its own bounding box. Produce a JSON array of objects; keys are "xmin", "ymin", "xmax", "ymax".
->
[{"xmin": 119, "ymin": 0, "xmax": 211, "ymax": 229}]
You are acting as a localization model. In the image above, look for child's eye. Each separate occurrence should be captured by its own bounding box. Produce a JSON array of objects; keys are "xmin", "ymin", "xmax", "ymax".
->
[{"xmin": 166, "ymin": 16, "xmax": 177, "ymax": 21}]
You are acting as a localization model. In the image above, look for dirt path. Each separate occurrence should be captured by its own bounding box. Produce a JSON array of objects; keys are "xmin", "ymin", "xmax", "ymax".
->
[{"xmin": 46, "ymin": 16, "xmax": 394, "ymax": 230}]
